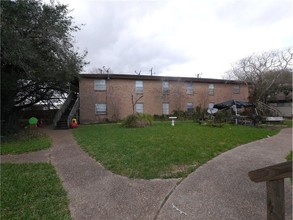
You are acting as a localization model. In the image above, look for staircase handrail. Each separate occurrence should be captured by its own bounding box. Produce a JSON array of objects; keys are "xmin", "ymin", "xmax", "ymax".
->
[
  {"xmin": 256, "ymin": 101, "xmax": 282, "ymax": 116},
  {"xmin": 69, "ymin": 83, "xmax": 79, "ymax": 93},
  {"xmin": 67, "ymin": 94, "xmax": 80, "ymax": 128},
  {"xmin": 53, "ymin": 92, "xmax": 74, "ymax": 127}
]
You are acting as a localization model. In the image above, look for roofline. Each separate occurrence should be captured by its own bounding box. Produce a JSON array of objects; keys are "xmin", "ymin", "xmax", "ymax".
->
[{"xmin": 79, "ymin": 73, "xmax": 246, "ymax": 84}]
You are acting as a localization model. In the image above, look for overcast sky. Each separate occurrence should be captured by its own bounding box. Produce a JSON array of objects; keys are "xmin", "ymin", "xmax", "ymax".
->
[{"xmin": 56, "ymin": 0, "xmax": 292, "ymax": 79}]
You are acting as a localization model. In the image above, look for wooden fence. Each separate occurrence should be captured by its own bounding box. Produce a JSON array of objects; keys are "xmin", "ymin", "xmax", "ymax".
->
[{"xmin": 248, "ymin": 161, "xmax": 292, "ymax": 220}]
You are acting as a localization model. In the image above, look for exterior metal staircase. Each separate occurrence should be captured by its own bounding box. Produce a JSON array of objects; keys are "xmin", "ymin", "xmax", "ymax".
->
[
  {"xmin": 53, "ymin": 92, "xmax": 80, "ymax": 129},
  {"xmin": 256, "ymin": 101, "xmax": 282, "ymax": 117}
]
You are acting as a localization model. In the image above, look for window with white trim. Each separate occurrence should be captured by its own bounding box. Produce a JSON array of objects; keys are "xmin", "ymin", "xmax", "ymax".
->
[
  {"xmin": 187, "ymin": 102, "xmax": 193, "ymax": 113},
  {"xmin": 187, "ymin": 82, "xmax": 193, "ymax": 94},
  {"xmin": 162, "ymin": 81, "xmax": 169, "ymax": 94},
  {"xmin": 95, "ymin": 103, "xmax": 107, "ymax": 114},
  {"xmin": 94, "ymin": 80, "xmax": 106, "ymax": 91},
  {"xmin": 233, "ymin": 85, "xmax": 240, "ymax": 94},
  {"xmin": 135, "ymin": 80, "xmax": 144, "ymax": 93},
  {"xmin": 136, "ymin": 103, "xmax": 144, "ymax": 113},
  {"xmin": 162, "ymin": 103, "xmax": 169, "ymax": 115},
  {"xmin": 208, "ymin": 84, "xmax": 214, "ymax": 95}
]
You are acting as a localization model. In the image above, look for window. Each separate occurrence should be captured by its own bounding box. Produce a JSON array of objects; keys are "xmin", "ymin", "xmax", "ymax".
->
[
  {"xmin": 233, "ymin": 85, "xmax": 240, "ymax": 94},
  {"xmin": 94, "ymin": 80, "xmax": 106, "ymax": 91},
  {"xmin": 208, "ymin": 84, "xmax": 214, "ymax": 95},
  {"xmin": 136, "ymin": 80, "xmax": 144, "ymax": 93},
  {"xmin": 187, "ymin": 82, "xmax": 193, "ymax": 94},
  {"xmin": 162, "ymin": 103, "xmax": 169, "ymax": 115},
  {"xmin": 187, "ymin": 102, "xmax": 193, "ymax": 113},
  {"xmin": 162, "ymin": 81, "xmax": 169, "ymax": 94},
  {"xmin": 136, "ymin": 103, "xmax": 144, "ymax": 113},
  {"xmin": 95, "ymin": 103, "xmax": 107, "ymax": 114}
]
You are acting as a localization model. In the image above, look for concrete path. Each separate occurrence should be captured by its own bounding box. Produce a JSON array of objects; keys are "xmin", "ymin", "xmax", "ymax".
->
[
  {"xmin": 1, "ymin": 127, "xmax": 292, "ymax": 219},
  {"xmin": 157, "ymin": 128, "xmax": 292, "ymax": 220},
  {"xmin": 45, "ymin": 129, "xmax": 178, "ymax": 220},
  {"xmin": 1, "ymin": 148, "xmax": 50, "ymax": 163}
]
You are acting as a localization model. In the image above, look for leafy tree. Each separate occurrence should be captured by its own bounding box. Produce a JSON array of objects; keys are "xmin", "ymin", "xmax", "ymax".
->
[
  {"xmin": 226, "ymin": 47, "xmax": 292, "ymax": 103},
  {"xmin": 1, "ymin": 0, "xmax": 87, "ymax": 132}
]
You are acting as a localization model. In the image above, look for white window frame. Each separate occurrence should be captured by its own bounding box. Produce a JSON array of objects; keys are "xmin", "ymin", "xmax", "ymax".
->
[
  {"xmin": 162, "ymin": 102, "xmax": 169, "ymax": 115},
  {"xmin": 208, "ymin": 84, "xmax": 214, "ymax": 96},
  {"xmin": 136, "ymin": 103, "xmax": 144, "ymax": 113},
  {"xmin": 95, "ymin": 103, "xmax": 107, "ymax": 114},
  {"xmin": 162, "ymin": 81, "xmax": 170, "ymax": 94},
  {"xmin": 94, "ymin": 80, "xmax": 106, "ymax": 91},
  {"xmin": 135, "ymin": 80, "xmax": 144, "ymax": 93},
  {"xmin": 187, "ymin": 102, "xmax": 193, "ymax": 112},
  {"xmin": 187, "ymin": 82, "xmax": 193, "ymax": 94},
  {"xmin": 233, "ymin": 85, "xmax": 240, "ymax": 94}
]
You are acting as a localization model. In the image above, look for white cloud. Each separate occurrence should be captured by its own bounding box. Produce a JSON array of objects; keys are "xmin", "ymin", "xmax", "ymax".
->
[{"xmin": 54, "ymin": 0, "xmax": 293, "ymax": 78}]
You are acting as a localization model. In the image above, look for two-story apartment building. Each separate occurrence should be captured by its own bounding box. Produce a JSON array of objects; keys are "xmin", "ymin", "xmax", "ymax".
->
[{"xmin": 79, "ymin": 74, "xmax": 249, "ymax": 123}]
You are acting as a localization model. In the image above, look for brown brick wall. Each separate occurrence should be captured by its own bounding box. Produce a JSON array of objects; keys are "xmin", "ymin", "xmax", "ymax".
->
[{"xmin": 79, "ymin": 76, "xmax": 249, "ymax": 123}]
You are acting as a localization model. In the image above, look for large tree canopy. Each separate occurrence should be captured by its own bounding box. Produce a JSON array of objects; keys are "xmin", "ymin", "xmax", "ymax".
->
[
  {"xmin": 1, "ymin": 0, "xmax": 87, "ymax": 129},
  {"xmin": 225, "ymin": 47, "xmax": 292, "ymax": 103}
]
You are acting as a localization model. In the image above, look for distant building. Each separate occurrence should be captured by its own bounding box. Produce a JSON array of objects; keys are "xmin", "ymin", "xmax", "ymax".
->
[
  {"xmin": 268, "ymin": 92, "xmax": 292, "ymax": 117},
  {"xmin": 79, "ymin": 74, "xmax": 249, "ymax": 123}
]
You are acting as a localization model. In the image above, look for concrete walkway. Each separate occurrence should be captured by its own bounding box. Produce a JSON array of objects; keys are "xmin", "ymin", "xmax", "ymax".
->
[
  {"xmin": 157, "ymin": 128, "xmax": 292, "ymax": 220},
  {"xmin": 1, "ymin": 127, "xmax": 292, "ymax": 219}
]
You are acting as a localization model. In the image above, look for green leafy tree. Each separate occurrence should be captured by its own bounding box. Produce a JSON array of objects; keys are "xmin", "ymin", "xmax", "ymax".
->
[
  {"xmin": 1, "ymin": 0, "xmax": 87, "ymax": 132},
  {"xmin": 225, "ymin": 47, "xmax": 292, "ymax": 103}
]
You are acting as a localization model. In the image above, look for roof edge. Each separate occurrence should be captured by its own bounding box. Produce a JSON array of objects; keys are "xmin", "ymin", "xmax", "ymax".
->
[{"xmin": 79, "ymin": 73, "xmax": 245, "ymax": 84}]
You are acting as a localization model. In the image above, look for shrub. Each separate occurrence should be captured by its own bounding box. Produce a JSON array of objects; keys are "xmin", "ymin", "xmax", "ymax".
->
[
  {"xmin": 214, "ymin": 111, "xmax": 226, "ymax": 123},
  {"xmin": 121, "ymin": 113, "xmax": 153, "ymax": 128},
  {"xmin": 193, "ymin": 106, "xmax": 206, "ymax": 123}
]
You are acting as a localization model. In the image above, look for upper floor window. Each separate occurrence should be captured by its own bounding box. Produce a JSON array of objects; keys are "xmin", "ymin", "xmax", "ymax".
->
[
  {"xmin": 208, "ymin": 84, "xmax": 214, "ymax": 95},
  {"xmin": 94, "ymin": 80, "xmax": 106, "ymax": 91},
  {"xmin": 162, "ymin": 102, "xmax": 169, "ymax": 115},
  {"xmin": 136, "ymin": 103, "xmax": 144, "ymax": 113},
  {"xmin": 162, "ymin": 81, "xmax": 169, "ymax": 94},
  {"xmin": 233, "ymin": 85, "xmax": 240, "ymax": 94},
  {"xmin": 136, "ymin": 80, "xmax": 144, "ymax": 93},
  {"xmin": 95, "ymin": 103, "xmax": 107, "ymax": 114},
  {"xmin": 187, "ymin": 82, "xmax": 193, "ymax": 94}
]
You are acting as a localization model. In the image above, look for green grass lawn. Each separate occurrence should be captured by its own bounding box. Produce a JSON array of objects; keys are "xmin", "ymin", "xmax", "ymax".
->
[
  {"xmin": 1, "ymin": 129, "xmax": 52, "ymax": 155},
  {"xmin": 1, "ymin": 163, "xmax": 71, "ymax": 220},
  {"xmin": 73, "ymin": 121, "xmax": 278, "ymax": 179}
]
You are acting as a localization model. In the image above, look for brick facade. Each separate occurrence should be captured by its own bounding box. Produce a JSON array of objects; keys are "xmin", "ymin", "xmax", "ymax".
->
[{"xmin": 79, "ymin": 74, "xmax": 249, "ymax": 123}]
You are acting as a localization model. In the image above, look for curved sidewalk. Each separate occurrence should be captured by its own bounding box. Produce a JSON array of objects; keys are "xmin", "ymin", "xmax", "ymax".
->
[
  {"xmin": 157, "ymin": 128, "xmax": 292, "ymax": 220},
  {"xmin": 1, "ymin": 127, "xmax": 292, "ymax": 219},
  {"xmin": 44, "ymin": 129, "xmax": 178, "ymax": 220}
]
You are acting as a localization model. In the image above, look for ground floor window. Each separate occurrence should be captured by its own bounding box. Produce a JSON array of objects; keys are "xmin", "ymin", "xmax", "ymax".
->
[
  {"xmin": 187, "ymin": 102, "xmax": 193, "ymax": 113},
  {"xmin": 163, "ymin": 103, "xmax": 169, "ymax": 115},
  {"xmin": 95, "ymin": 103, "xmax": 107, "ymax": 114},
  {"xmin": 136, "ymin": 103, "xmax": 144, "ymax": 113}
]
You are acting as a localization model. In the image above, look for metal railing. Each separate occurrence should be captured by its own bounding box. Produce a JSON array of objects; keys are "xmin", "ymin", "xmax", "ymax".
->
[
  {"xmin": 248, "ymin": 161, "xmax": 292, "ymax": 220},
  {"xmin": 67, "ymin": 94, "xmax": 80, "ymax": 128},
  {"xmin": 53, "ymin": 92, "xmax": 74, "ymax": 127},
  {"xmin": 256, "ymin": 101, "xmax": 282, "ymax": 117}
]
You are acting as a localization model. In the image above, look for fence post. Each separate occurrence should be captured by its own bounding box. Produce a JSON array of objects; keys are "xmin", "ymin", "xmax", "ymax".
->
[{"xmin": 267, "ymin": 179, "xmax": 285, "ymax": 220}]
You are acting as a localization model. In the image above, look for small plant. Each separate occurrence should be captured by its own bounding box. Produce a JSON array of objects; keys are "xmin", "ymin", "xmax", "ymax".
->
[
  {"xmin": 121, "ymin": 113, "xmax": 153, "ymax": 128},
  {"xmin": 214, "ymin": 111, "xmax": 225, "ymax": 123},
  {"xmin": 193, "ymin": 106, "xmax": 206, "ymax": 123}
]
